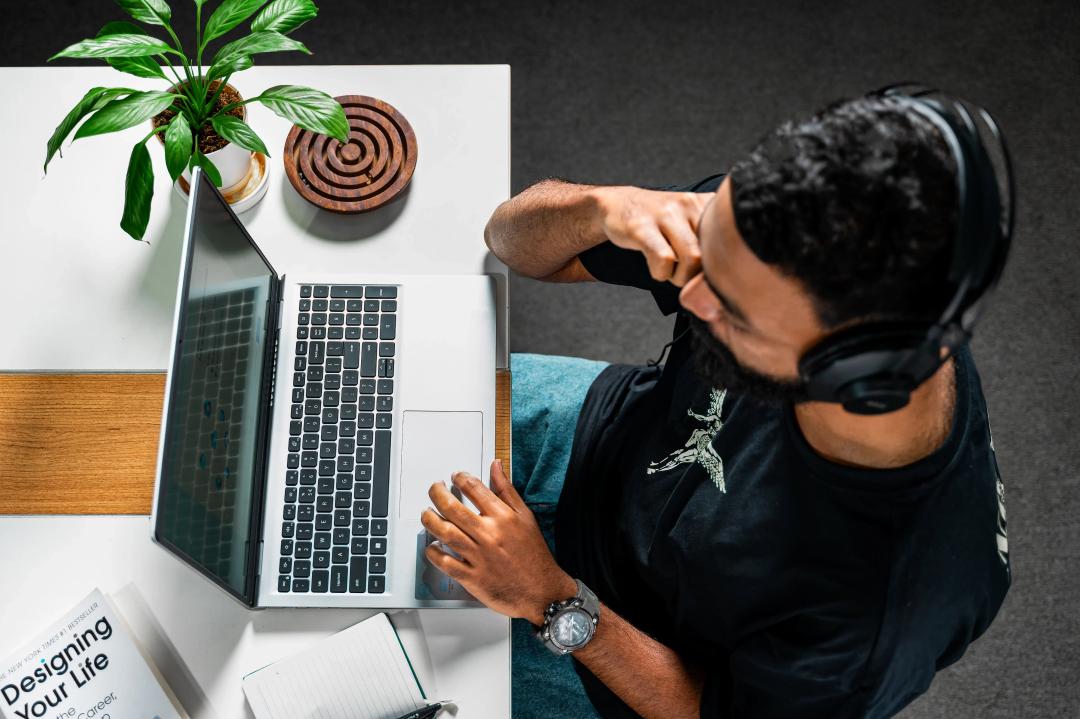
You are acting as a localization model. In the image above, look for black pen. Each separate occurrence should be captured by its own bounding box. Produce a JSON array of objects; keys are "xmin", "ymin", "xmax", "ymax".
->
[{"xmin": 391, "ymin": 700, "xmax": 451, "ymax": 719}]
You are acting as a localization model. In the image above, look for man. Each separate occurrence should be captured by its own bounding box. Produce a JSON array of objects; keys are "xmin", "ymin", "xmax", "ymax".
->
[{"xmin": 420, "ymin": 95, "xmax": 1011, "ymax": 717}]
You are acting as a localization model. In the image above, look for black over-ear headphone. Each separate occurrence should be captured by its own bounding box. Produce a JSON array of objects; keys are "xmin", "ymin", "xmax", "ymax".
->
[{"xmin": 797, "ymin": 84, "xmax": 1015, "ymax": 415}]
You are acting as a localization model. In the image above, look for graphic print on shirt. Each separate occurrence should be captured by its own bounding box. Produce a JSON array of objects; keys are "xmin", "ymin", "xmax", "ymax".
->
[
  {"xmin": 989, "ymin": 421, "xmax": 1009, "ymax": 572},
  {"xmin": 647, "ymin": 388, "xmax": 728, "ymax": 492}
]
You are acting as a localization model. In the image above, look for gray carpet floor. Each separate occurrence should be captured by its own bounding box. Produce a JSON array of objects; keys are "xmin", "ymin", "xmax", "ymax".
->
[{"xmin": 16, "ymin": 0, "xmax": 1079, "ymax": 716}]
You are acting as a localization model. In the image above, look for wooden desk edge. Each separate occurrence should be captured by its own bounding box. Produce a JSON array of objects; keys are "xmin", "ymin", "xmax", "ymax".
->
[{"xmin": 0, "ymin": 371, "xmax": 511, "ymax": 516}]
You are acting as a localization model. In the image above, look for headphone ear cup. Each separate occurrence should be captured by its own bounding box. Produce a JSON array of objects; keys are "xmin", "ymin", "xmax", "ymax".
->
[{"xmin": 799, "ymin": 322, "xmax": 939, "ymax": 414}]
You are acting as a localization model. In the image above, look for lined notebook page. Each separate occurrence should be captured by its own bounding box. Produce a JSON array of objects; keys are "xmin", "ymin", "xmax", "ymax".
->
[{"xmin": 242, "ymin": 613, "xmax": 426, "ymax": 719}]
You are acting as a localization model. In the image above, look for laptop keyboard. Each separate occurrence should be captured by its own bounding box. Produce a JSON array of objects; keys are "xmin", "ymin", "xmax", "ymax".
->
[{"xmin": 277, "ymin": 284, "xmax": 398, "ymax": 595}]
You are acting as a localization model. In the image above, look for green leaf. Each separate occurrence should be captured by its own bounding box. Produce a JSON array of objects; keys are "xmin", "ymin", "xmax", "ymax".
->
[
  {"xmin": 74, "ymin": 90, "xmax": 177, "ymax": 140},
  {"xmin": 121, "ymin": 142, "xmax": 155, "ymax": 240},
  {"xmin": 112, "ymin": 0, "xmax": 172, "ymax": 26},
  {"xmin": 211, "ymin": 115, "xmax": 269, "ymax": 156},
  {"xmin": 164, "ymin": 112, "xmax": 192, "ymax": 181},
  {"xmin": 203, "ymin": 0, "xmax": 269, "ymax": 46},
  {"xmin": 190, "ymin": 149, "xmax": 223, "ymax": 187},
  {"xmin": 211, "ymin": 30, "xmax": 309, "ymax": 70},
  {"xmin": 96, "ymin": 22, "xmax": 167, "ymax": 79},
  {"xmin": 49, "ymin": 33, "xmax": 173, "ymax": 60},
  {"xmin": 44, "ymin": 86, "xmax": 135, "ymax": 172},
  {"xmin": 251, "ymin": 0, "xmax": 317, "ymax": 34},
  {"xmin": 212, "ymin": 53, "xmax": 254, "ymax": 78},
  {"xmin": 256, "ymin": 85, "xmax": 348, "ymax": 143}
]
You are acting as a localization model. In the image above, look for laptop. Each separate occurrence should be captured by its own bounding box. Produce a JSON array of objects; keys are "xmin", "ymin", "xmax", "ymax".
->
[{"xmin": 151, "ymin": 166, "xmax": 496, "ymax": 609}]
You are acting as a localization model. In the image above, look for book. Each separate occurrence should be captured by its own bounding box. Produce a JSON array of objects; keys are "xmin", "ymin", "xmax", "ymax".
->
[
  {"xmin": 242, "ymin": 612, "xmax": 428, "ymax": 719},
  {"xmin": 0, "ymin": 588, "xmax": 185, "ymax": 719}
]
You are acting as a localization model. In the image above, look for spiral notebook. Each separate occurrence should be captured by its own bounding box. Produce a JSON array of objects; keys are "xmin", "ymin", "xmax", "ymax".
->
[{"xmin": 242, "ymin": 613, "xmax": 428, "ymax": 719}]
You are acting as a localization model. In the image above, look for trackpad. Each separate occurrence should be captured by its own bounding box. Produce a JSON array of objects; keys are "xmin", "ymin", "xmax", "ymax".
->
[{"xmin": 398, "ymin": 411, "xmax": 484, "ymax": 519}]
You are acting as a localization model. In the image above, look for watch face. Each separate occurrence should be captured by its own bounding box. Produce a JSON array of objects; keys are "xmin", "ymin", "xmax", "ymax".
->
[{"xmin": 553, "ymin": 608, "xmax": 593, "ymax": 648}]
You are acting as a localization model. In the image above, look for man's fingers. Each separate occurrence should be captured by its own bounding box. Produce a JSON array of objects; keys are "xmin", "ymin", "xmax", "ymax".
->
[
  {"xmin": 661, "ymin": 215, "xmax": 703, "ymax": 287},
  {"xmin": 636, "ymin": 226, "xmax": 677, "ymax": 282},
  {"xmin": 421, "ymin": 507, "xmax": 477, "ymax": 555},
  {"xmin": 424, "ymin": 543, "xmax": 471, "ymax": 580},
  {"xmin": 488, "ymin": 459, "xmax": 526, "ymax": 513},
  {"xmin": 451, "ymin": 470, "xmax": 506, "ymax": 517},
  {"xmin": 429, "ymin": 481, "xmax": 483, "ymax": 538}
]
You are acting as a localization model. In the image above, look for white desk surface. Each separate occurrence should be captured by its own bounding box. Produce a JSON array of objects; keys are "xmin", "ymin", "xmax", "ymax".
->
[
  {"xmin": 0, "ymin": 517, "xmax": 509, "ymax": 719},
  {"xmin": 0, "ymin": 65, "xmax": 511, "ymax": 718},
  {"xmin": 0, "ymin": 65, "xmax": 510, "ymax": 371}
]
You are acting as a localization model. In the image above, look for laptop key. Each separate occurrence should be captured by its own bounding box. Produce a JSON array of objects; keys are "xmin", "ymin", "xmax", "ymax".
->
[
  {"xmin": 293, "ymin": 372, "xmax": 305, "ymax": 387},
  {"xmin": 371, "ymin": 538, "xmax": 387, "ymax": 555},
  {"xmin": 377, "ymin": 380, "xmax": 393, "ymax": 395},
  {"xmin": 381, "ymin": 300, "xmax": 397, "ymax": 312},
  {"xmin": 280, "ymin": 539, "xmax": 293, "ymax": 555},
  {"xmin": 354, "ymin": 500, "xmax": 370, "ymax": 518},
  {"xmin": 332, "ymin": 547, "xmax": 349, "ymax": 564},
  {"xmin": 361, "ymin": 343, "xmax": 378, "ymax": 377},
  {"xmin": 376, "ymin": 413, "xmax": 392, "ymax": 429},
  {"xmin": 304, "ymin": 417, "xmax": 321, "ymax": 432},
  {"xmin": 354, "ymin": 483, "xmax": 371, "ymax": 500},
  {"xmin": 356, "ymin": 464, "xmax": 372, "ymax": 481},
  {"xmin": 284, "ymin": 487, "xmax": 297, "ymax": 503},
  {"xmin": 329, "ymin": 299, "xmax": 345, "ymax": 312},
  {"xmin": 300, "ymin": 285, "xmax": 313, "ymax": 298},
  {"xmin": 378, "ymin": 358, "xmax": 395, "ymax": 378},
  {"xmin": 315, "ymin": 532, "xmax": 331, "ymax": 550},
  {"xmin": 325, "ymin": 374, "xmax": 341, "ymax": 391},
  {"xmin": 306, "ymin": 382, "xmax": 321, "ymax": 398},
  {"xmin": 358, "ymin": 430, "xmax": 374, "ymax": 446},
  {"xmin": 307, "ymin": 366, "xmax": 324, "ymax": 381},
  {"xmin": 287, "ymin": 454, "xmax": 299, "ymax": 469},
  {"xmin": 324, "ymin": 391, "xmax": 340, "ymax": 407},
  {"xmin": 334, "ymin": 509, "xmax": 350, "ymax": 527},
  {"xmin": 359, "ymin": 396, "xmax": 375, "ymax": 411},
  {"xmin": 328, "ymin": 327, "xmax": 344, "ymax": 339},
  {"xmin": 338, "ymin": 456, "xmax": 355, "ymax": 473},
  {"xmin": 343, "ymin": 370, "xmax": 359, "ymax": 386},
  {"xmin": 368, "ymin": 576, "xmax": 386, "ymax": 594},
  {"xmin": 298, "ymin": 505, "xmax": 314, "ymax": 522},
  {"xmin": 336, "ymin": 473, "xmax": 352, "ymax": 490},
  {"xmin": 370, "ymin": 557, "xmax": 386, "ymax": 574},
  {"xmin": 372, "ymin": 519, "xmax": 388, "ymax": 536},
  {"xmin": 292, "ymin": 388, "xmax": 305, "ymax": 404},
  {"xmin": 299, "ymin": 487, "xmax": 316, "ymax": 503},
  {"xmin": 358, "ymin": 413, "xmax": 374, "ymax": 429},
  {"xmin": 380, "ymin": 315, "xmax": 396, "ymax": 340},
  {"xmin": 315, "ymin": 514, "xmax": 332, "ymax": 531},
  {"xmin": 295, "ymin": 542, "xmax": 312, "ymax": 559},
  {"xmin": 362, "ymin": 327, "xmax": 379, "ymax": 340},
  {"xmin": 290, "ymin": 421, "xmax": 302, "ymax": 436},
  {"xmin": 352, "ymin": 538, "xmax": 369, "ymax": 554},
  {"xmin": 309, "ymin": 341, "xmax": 325, "ymax": 364},
  {"xmin": 296, "ymin": 326, "xmax": 309, "ymax": 339},
  {"xmin": 282, "ymin": 522, "xmax": 295, "ymax": 539},
  {"xmin": 327, "ymin": 341, "xmax": 343, "ymax": 356},
  {"xmin": 313, "ymin": 299, "xmax": 328, "ymax": 312},
  {"xmin": 363, "ymin": 313, "xmax": 379, "ymax": 326},
  {"xmin": 373, "ymin": 430, "xmax": 391, "ymax": 517},
  {"xmin": 292, "ymin": 578, "xmax": 310, "ymax": 592},
  {"xmin": 300, "ymin": 468, "xmax": 317, "ymax": 484},
  {"xmin": 341, "ymin": 405, "xmax": 357, "ymax": 421},
  {"xmin": 316, "ymin": 496, "xmax": 333, "ymax": 513},
  {"xmin": 314, "ymin": 551, "xmax": 330, "ymax": 569},
  {"xmin": 330, "ymin": 285, "xmax": 363, "ymax": 298},
  {"xmin": 305, "ymin": 399, "xmax": 321, "ymax": 415},
  {"xmin": 318, "ymin": 476, "xmax": 334, "ymax": 494},
  {"xmin": 278, "ymin": 575, "xmax": 291, "ymax": 592},
  {"xmin": 320, "ymin": 442, "xmax": 336, "ymax": 459},
  {"xmin": 343, "ymin": 342, "xmax": 360, "ymax": 370},
  {"xmin": 301, "ymin": 452, "xmax": 317, "ymax": 468},
  {"xmin": 327, "ymin": 358, "xmax": 343, "ymax": 373},
  {"xmin": 283, "ymin": 505, "xmax": 296, "ymax": 520},
  {"xmin": 322, "ymin": 408, "xmax": 339, "ymax": 424},
  {"xmin": 291, "ymin": 404, "xmax": 303, "ymax": 419},
  {"xmin": 288, "ymin": 437, "xmax": 301, "ymax": 452},
  {"xmin": 314, "ymin": 286, "xmax": 329, "ymax": 298},
  {"xmin": 279, "ymin": 557, "xmax": 292, "ymax": 574},
  {"xmin": 347, "ymin": 300, "xmax": 363, "ymax": 312},
  {"xmin": 359, "ymin": 379, "xmax": 376, "ymax": 394},
  {"xmin": 377, "ymin": 396, "xmax": 392, "ymax": 412},
  {"xmin": 319, "ymin": 459, "xmax": 336, "ymax": 477},
  {"xmin": 331, "ymin": 565, "xmax": 348, "ymax": 592},
  {"xmin": 335, "ymin": 491, "xmax": 351, "ymax": 509},
  {"xmin": 346, "ymin": 327, "xmax": 362, "ymax": 339},
  {"xmin": 339, "ymin": 421, "xmax": 356, "ymax": 437},
  {"xmin": 353, "ymin": 519, "xmax": 369, "ymax": 536},
  {"xmin": 312, "ymin": 570, "xmax": 329, "ymax": 593},
  {"xmin": 329, "ymin": 313, "xmax": 344, "ymax": 326},
  {"xmin": 366, "ymin": 286, "xmax": 397, "ymax": 299},
  {"xmin": 349, "ymin": 557, "xmax": 367, "ymax": 592},
  {"xmin": 379, "ymin": 342, "xmax": 395, "ymax": 357}
]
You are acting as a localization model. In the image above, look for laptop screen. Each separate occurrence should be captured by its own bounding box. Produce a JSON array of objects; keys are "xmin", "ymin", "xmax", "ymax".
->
[{"xmin": 155, "ymin": 168, "xmax": 277, "ymax": 604}]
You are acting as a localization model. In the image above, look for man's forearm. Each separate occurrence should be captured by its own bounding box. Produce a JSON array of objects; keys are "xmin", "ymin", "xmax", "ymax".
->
[
  {"xmin": 570, "ymin": 602, "xmax": 705, "ymax": 718},
  {"xmin": 484, "ymin": 179, "xmax": 607, "ymax": 279}
]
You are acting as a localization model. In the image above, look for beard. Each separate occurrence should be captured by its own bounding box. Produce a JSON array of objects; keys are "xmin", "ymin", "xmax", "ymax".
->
[{"xmin": 687, "ymin": 316, "xmax": 811, "ymax": 406}]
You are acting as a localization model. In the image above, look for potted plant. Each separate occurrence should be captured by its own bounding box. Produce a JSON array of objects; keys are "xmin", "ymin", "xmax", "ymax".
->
[{"xmin": 44, "ymin": 0, "xmax": 349, "ymax": 241}]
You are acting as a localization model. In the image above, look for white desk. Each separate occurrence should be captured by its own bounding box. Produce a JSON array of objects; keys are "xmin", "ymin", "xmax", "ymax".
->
[{"xmin": 0, "ymin": 65, "xmax": 511, "ymax": 718}]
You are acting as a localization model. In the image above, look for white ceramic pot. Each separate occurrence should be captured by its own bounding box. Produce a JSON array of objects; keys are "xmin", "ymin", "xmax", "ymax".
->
[{"xmin": 155, "ymin": 80, "xmax": 254, "ymax": 191}]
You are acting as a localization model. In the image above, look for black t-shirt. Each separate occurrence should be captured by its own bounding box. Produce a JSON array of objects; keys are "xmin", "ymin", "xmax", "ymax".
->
[{"xmin": 554, "ymin": 173, "xmax": 1011, "ymax": 718}]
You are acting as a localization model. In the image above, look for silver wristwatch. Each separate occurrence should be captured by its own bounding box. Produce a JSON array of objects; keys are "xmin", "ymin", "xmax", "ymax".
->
[{"xmin": 537, "ymin": 579, "xmax": 601, "ymax": 655}]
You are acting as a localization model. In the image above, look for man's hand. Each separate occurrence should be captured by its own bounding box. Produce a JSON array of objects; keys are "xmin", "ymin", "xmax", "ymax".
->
[
  {"xmin": 421, "ymin": 460, "xmax": 576, "ymax": 625},
  {"xmin": 594, "ymin": 186, "xmax": 712, "ymax": 286}
]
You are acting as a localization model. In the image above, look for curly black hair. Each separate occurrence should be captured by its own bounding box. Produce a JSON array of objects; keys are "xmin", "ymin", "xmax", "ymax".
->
[{"xmin": 729, "ymin": 95, "xmax": 959, "ymax": 329}]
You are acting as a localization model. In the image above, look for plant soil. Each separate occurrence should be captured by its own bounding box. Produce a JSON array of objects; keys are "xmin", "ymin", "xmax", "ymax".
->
[{"xmin": 152, "ymin": 80, "xmax": 244, "ymax": 154}]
